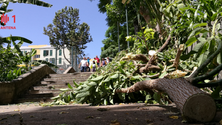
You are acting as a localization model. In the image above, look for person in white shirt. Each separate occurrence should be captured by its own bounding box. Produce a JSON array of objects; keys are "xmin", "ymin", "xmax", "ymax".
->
[
  {"xmin": 78, "ymin": 57, "xmax": 88, "ymax": 72},
  {"xmin": 106, "ymin": 57, "xmax": 110, "ymax": 64}
]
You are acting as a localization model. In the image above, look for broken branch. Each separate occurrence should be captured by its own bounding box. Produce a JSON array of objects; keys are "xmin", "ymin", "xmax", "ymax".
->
[
  {"xmin": 173, "ymin": 44, "xmax": 184, "ymax": 69},
  {"xmin": 192, "ymin": 63, "xmax": 222, "ymax": 85},
  {"xmin": 189, "ymin": 39, "xmax": 222, "ymax": 79}
]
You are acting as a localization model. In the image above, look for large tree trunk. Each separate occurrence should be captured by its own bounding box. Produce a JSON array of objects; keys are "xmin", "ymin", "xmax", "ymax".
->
[
  {"xmin": 116, "ymin": 78, "xmax": 216, "ymax": 122},
  {"xmin": 63, "ymin": 47, "xmax": 71, "ymax": 64}
]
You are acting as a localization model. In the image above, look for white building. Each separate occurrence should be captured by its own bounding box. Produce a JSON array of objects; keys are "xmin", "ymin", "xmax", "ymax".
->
[{"xmin": 19, "ymin": 45, "xmax": 76, "ymax": 73}]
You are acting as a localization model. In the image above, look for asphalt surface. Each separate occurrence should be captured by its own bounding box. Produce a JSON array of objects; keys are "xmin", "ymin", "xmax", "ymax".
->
[{"xmin": 0, "ymin": 103, "xmax": 221, "ymax": 125}]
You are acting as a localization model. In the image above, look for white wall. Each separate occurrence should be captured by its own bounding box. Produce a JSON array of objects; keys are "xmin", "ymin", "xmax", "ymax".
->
[
  {"xmin": 39, "ymin": 47, "xmax": 71, "ymax": 66},
  {"xmin": 20, "ymin": 46, "xmax": 71, "ymax": 66}
]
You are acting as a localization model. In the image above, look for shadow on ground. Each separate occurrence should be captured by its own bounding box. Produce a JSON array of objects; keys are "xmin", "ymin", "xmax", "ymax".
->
[{"xmin": 0, "ymin": 103, "xmax": 221, "ymax": 125}]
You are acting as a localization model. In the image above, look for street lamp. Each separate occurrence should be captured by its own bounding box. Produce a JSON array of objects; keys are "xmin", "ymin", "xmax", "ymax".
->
[
  {"xmin": 117, "ymin": 21, "xmax": 120, "ymax": 52},
  {"xmin": 71, "ymin": 45, "xmax": 78, "ymax": 71},
  {"xmin": 55, "ymin": 45, "xmax": 58, "ymax": 73},
  {"xmin": 126, "ymin": 5, "xmax": 129, "ymax": 49},
  {"xmin": 74, "ymin": 46, "xmax": 77, "ymax": 71},
  {"xmin": 71, "ymin": 46, "xmax": 74, "ymax": 68},
  {"xmin": 122, "ymin": 0, "xmax": 130, "ymax": 50}
]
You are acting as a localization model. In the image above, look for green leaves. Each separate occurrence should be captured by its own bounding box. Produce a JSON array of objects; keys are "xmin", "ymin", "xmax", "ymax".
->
[
  {"xmin": 43, "ymin": 6, "xmax": 92, "ymax": 59},
  {"xmin": 110, "ymin": 73, "xmax": 119, "ymax": 79},
  {"xmin": 91, "ymin": 76, "xmax": 104, "ymax": 82},
  {"xmin": 76, "ymin": 92, "xmax": 90, "ymax": 99},
  {"xmin": 192, "ymin": 23, "xmax": 207, "ymax": 29},
  {"xmin": 0, "ymin": 36, "xmax": 34, "ymax": 81},
  {"xmin": 186, "ymin": 37, "xmax": 197, "ymax": 47},
  {"xmin": 211, "ymin": 86, "xmax": 222, "ymax": 99},
  {"xmin": 51, "ymin": 50, "xmax": 147, "ymax": 105},
  {"xmin": 0, "ymin": 0, "xmax": 52, "ymax": 8}
]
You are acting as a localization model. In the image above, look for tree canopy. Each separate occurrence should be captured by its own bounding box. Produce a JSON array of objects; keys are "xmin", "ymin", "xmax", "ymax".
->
[
  {"xmin": 43, "ymin": 6, "xmax": 93, "ymax": 63},
  {"xmin": 98, "ymin": 0, "xmax": 147, "ymax": 58}
]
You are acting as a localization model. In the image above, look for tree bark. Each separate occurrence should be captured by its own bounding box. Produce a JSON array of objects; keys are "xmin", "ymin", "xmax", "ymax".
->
[
  {"xmin": 63, "ymin": 47, "xmax": 71, "ymax": 64},
  {"xmin": 116, "ymin": 78, "xmax": 216, "ymax": 122}
]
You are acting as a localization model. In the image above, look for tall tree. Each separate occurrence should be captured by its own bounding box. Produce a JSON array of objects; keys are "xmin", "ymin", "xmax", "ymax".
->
[
  {"xmin": 43, "ymin": 6, "xmax": 93, "ymax": 64},
  {"xmin": 98, "ymin": 0, "xmax": 146, "ymax": 58}
]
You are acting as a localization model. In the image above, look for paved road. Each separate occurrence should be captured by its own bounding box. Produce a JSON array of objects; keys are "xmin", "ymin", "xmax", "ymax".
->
[{"xmin": 0, "ymin": 103, "xmax": 221, "ymax": 125}]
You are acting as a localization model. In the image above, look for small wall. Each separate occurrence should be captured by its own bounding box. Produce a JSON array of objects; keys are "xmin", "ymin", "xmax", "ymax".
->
[
  {"xmin": 63, "ymin": 67, "xmax": 76, "ymax": 74},
  {"xmin": 0, "ymin": 64, "xmax": 56, "ymax": 104}
]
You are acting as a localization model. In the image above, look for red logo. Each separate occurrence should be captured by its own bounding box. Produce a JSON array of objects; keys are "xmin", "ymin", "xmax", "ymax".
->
[
  {"xmin": 1, "ymin": 13, "xmax": 16, "ymax": 29},
  {"xmin": 1, "ymin": 13, "xmax": 9, "ymax": 24}
]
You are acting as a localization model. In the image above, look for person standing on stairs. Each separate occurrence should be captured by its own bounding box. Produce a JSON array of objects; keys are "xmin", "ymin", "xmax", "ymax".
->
[
  {"xmin": 87, "ymin": 57, "xmax": 90, "ymax": 72},
  {"xmin": 95, "ymin": 56, "xmax": 100, "ymax": 67},
  {"xmin": 78, "ymin": 57, "xmax": 88, "ymax": 72}
]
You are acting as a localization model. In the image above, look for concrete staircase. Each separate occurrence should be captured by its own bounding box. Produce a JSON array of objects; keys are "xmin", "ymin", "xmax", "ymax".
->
[{"xmin": 14, "ymin": 72, "xmax": 93, "ymax": 103}]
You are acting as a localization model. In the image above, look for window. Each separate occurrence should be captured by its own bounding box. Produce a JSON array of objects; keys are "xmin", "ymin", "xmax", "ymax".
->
[
  {"xmin": 50, "ymin": 58, "xmax": 55, "ymax": 64},
  {"xmin": 50, "ymin": 50, "xmax": 53, "ymax": 56},
  {"xmin": 59, "ymin": 50, "xmax": 62, "ymax": 56},
  {"xmin": 45, "ymin": 58, "xmax": 48, "ymax": 62},
  {"xmin": 34, "ymin": 55, "xmax": 40, "ymax": 58},
  {"xmin": 43, "ymin": 50, "xmax": 49, "ymax": 56},
  {"xmin": 24, "ymin": 51, "xmax": 27, "ymax": 54},
  {"xmin": 59, "ymin": 58, "xmax": 62, "ymax": 64}
]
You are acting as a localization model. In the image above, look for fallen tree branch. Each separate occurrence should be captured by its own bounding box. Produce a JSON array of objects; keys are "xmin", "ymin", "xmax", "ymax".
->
[
  {"xmin": 133, "ymin": 54, "xmax": 149, "ymax": 62},
  {"xmin": 157, "ymin": 34, "xmax": 172, "ymax": 53},
  {"xmin": 137, "ymin": 64, "xmax": 146, "ymax": 67},
  {"xmin": 173, "ymin": 44, "xmax": 184, "ymax": 70},
  {"xmin": 142, "ymin": 73, "xmax": 160, "ymax": 78},
  {"xmin": 194, "ymin": 79, "xmax": 222, "ymax": 88},
  {"xmin": 121, "ymin": 54, "xmax": 148, "ymax": 63},
  {"xmin": 133, "ymin": 61, "xmax": 137, "ymax": 66},
  {"xmin": 139, "ymin": 34, "xmax": 171, "ymax": 73},
  {"xmin": 139, "ymin": 65, "xmax": 161, "ymax": 73},
  {"xmin": 189, "ymin": 39, "xmax": 222, "ymax": 80},
  {"xmin": 191, "ymin": 63, "xmax": 222, "ymax": 84},
  {"xmin": 116, "ymin": 78, "xmax": 216, "ymax": 122}
]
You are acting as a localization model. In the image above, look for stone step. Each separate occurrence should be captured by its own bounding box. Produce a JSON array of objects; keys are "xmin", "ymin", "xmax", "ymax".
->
[
  {"xmin": 40, "ymin": 82, "xmax": 69, "ymax": 85},
  {"xmin": 43, "ymin": 78, "xmax": 89, "ymax": 82},
  {"xmin": 49, "ymin": 73, "xmax": 92, "ymax": 78},
  {"xmin": 14, "ymin": 97, "xmax": 52, "ymax": 103},
  {"xmin": 28, "ymin": 90, "xmax": 61, "ymax": 94},
  {"xmin": 41, "ymin": 80, "xmax": 87, "ymax": 84},
  {"xmin": 33, "ymin": 85, "xmax": 69, "ymax": 90},
  {"xmin": 39, "ymin": 82, "xmax": 80, "ymax": 88},
  {"xmin": 14, "ymin": 72, "xmax": 93, "ymax": 104},
  {"xmin": 22, "ymin": 93, "xmax": 56, "ymax": 98}
]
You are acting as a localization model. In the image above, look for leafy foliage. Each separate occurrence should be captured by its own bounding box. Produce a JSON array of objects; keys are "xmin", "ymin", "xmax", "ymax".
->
[
  {"xmin": 0, "ymin": 35, "xmax": 33, "ymax": 81},
  {"xmin": 0, "ymin": 1, "xmax": 56, "ymax": 81},
  {"xmin": 160, "ymin": 0, "xmax": 222, "ymax": 74},
  {"xmin": 43, "ymin": 6, "xmax": 93, "ymax": 63},
  {"xmin": 0, "ymin": 0, "xmax": 52, "ymax": 7},
  {"xmin": 0, "ymin": 36, "xmax": 57, "ymax": 81},
  {"xmin": 53, "ymin": 0, "xmax": 222, "ymax": 106},
  {"xmin": 52, "ymin": 51, "xmax": 153, "ymax": 105},
  {"xmin": 100, "ymin": 0, "xmax": 147, "ymax": 58}
]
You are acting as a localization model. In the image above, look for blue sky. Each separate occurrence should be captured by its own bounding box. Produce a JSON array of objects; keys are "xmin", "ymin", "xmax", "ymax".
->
[{"xmin": 1, "ymin": 0, "xmax": 108, "ymax": 58}]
